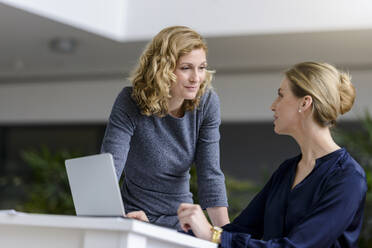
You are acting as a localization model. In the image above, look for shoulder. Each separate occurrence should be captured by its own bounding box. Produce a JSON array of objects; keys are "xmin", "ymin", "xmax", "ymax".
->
[
  {"xmin": 196, "ymin": 88, "xmax": 221, "ymax": 123},
  {"xmin": 326, "ymin": 149, "xmax": 367, "ymax": 197},
  {"xmin": 116, "ymin": 86, "xmax": 134, "ymax": 105},
  {"xmin": 338, "ymin": 150, "xmax": 365, "ymax": 178},
  {"xmin": 336, "ymin": 150, "xmax": 366, "ymax": 188},
  {"xmin": 113, "ymin": 87, "xmax": 140, "ymax": 116},
  {"xmin": 200, "ymin": 87, "xmax": 220, "ymax": 107},
  {"xmin": 197, "ymin": 88, "xmax": 220, "ymax": 117}
]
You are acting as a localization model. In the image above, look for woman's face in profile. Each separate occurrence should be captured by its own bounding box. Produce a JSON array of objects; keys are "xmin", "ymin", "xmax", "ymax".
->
[
  {"xmin": 171, "ymin": 48, "xmax": 207, "ymax": 101},
  {"xmin": 271, "ymin": 77, "xmax": 302, "ymax": 135}
]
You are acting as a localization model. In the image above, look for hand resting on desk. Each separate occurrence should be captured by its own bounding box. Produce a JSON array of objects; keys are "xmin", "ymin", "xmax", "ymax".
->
[{"xmin": 127, "ymin": 210, "xmax": 149, "ymax": 222}]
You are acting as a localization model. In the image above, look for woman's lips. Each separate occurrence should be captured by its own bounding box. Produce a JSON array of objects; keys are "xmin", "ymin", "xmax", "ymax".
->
[{"xmin": 185, "ymin": 86, "xmax": 198, "ymax": 91}]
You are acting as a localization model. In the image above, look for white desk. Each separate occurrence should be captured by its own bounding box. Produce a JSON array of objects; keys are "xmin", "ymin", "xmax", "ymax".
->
[{"xmin": 0, "ymin": 212, "xmax": 217, "ymax": 248}]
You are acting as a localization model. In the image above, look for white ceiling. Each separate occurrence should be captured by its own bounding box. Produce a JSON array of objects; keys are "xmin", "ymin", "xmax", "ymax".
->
[{"xmin": 1, "ymin": 2, "xmax": 372, "ymax": 83}]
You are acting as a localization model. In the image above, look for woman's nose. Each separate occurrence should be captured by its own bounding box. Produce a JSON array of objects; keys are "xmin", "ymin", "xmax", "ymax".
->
[
  {"xmin": 190, "ymin": 70, "xmax": 200, "ymax": 83},
  {"xmin": 271, "ymin": 101, "xmax": 276, "ymax": 111}
]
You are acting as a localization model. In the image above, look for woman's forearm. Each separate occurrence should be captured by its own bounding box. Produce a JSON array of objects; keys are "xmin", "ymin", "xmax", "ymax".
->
[{"xmin": 207, "ymin": 206, "xmax": 230, "ymax": 227}]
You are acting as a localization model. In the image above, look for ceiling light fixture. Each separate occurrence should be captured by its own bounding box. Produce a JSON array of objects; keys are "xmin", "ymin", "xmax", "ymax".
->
[{"xmin": 49, "ymin": 37, "xmax": 78, "ymax": 54}]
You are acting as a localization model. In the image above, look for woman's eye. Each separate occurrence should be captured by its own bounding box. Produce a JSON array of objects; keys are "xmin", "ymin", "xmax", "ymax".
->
[
  {"xmin": 181, "ymin": 67, "xmax": 190, "ymax": 70},
  {"xmin": 199, "ymin": 66, "xmax": 206, "ymax": 70}
]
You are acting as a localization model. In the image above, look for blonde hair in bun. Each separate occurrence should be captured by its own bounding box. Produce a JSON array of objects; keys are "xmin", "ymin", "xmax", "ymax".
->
[
  {"xmin": 338, "ymin": 72, "xmax": 356, "ymax": 115},
  {"xmin": 285, "ymin": 62, "xmax": 356, "ymax": 127}
]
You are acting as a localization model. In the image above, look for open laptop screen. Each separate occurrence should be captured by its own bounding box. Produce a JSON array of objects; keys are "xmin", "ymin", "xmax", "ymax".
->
[{"xmin": 65, "ymin": 153, "xmax": 126, "ymax": 217}]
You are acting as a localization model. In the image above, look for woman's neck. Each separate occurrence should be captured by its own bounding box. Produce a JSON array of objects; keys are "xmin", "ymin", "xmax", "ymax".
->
[
  {"xmin": 293, "ymin": 123, "xmax": 340, "ymax": 167},
  {"xmin": 168, "ymin": 97, "xmax": 184, "ymax": 118}
]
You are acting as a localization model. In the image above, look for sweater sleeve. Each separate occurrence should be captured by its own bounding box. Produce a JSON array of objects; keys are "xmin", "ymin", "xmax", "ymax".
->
[
  {"xmin": 194, "ymin": 90, "xmax": 228, "ymax": 209},
  {"xmin": 101, "ymin": 88, "xmax": 136, "ymax": 179},
  {"xmin": 220, "ymin": 170, "xmax": 367, "ymax": 248}
]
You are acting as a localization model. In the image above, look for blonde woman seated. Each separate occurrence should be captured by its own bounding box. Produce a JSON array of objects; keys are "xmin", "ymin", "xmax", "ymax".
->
[{"xmin": 178, "ymin": 62, "xmax": 367, "ymax": 247}]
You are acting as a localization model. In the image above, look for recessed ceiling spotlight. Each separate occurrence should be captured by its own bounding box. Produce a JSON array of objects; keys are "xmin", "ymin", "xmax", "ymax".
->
[{"xmin": 49, "ymin": 37, "xmax": 78, "ymax": 54}]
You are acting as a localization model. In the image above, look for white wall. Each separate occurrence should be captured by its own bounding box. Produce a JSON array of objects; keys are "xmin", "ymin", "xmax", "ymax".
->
[
  {"xmin": 0, "ymin": 70, "xmax": 370, "ymax": 124},
  {"xmin": 214, "ymin": 70, "xmax": 371, "ymax": 122}
]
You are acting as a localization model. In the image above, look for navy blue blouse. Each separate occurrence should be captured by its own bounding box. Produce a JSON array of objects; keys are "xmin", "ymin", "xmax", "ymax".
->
[{"xmin": 221, "ymin": 148, "xmax": 367, "ymax": 248}]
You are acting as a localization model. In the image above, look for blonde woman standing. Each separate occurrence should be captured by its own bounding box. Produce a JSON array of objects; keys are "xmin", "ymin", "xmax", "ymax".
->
[
  {"xmin": 178, "ymin": 62, "xmax": 367, "ymax": 247},
  {"xmin": 101, "ymin": 26, "xmax": 229, "ymax": 230}
]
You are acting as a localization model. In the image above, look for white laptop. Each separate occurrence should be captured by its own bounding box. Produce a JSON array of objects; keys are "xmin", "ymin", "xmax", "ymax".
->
[{"xmin": 65, "ymin": 153, "xmax": 126, "ymax": 217}]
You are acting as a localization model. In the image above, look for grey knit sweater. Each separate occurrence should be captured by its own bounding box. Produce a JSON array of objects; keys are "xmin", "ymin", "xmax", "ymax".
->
[{"xmin": 101, "ymin": 87, "xmax": 228, "ymax": 230}]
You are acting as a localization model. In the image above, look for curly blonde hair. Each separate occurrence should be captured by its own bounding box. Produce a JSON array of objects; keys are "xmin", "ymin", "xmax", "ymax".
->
[{"xmin": 130, "ymin": 26, "xmax": 214, "ymax": 117}]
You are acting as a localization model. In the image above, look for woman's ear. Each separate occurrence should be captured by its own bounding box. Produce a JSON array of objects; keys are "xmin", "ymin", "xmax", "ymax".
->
[{"xmin": 300, "ymin": 95, "xmax": 313, "ymax": 112}]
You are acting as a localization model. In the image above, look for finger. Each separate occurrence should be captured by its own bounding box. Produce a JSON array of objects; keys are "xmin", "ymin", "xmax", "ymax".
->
[
  {"xmin": 131, "ymin": 216, "xmax": 144, "ymax": 221},
  {"xmin": 127, "ymin": 211, "xmax": 142, "ymax": 219},
  {"xmin": 178, "ymin": 209, "xmax": 200, "ymax": 232},
  {"xmin": 127, "ymin": 211, "xmax": 137, "ymax": 217},
  {"xmin": 140, "ymin": 212, "xmax": 149, "ymax": 222},
  {"xmin": 128, "ymin": 211, "xmax": 149, "ymax": 222},
  {"xmin": 178, "ymin": 217, "xmax": 191, "ymax": 232},
  {"xmin": 178, "ymin": 204, "xmax": 201, "ymax": 219},
  {"xmin": 177, "ymin": 207, "xmax": 196, "ymax": 220},
  {"xmin": 178, "ymin": 203, "xmax": 199, "ymax": 216},
  {"xmin": 182, "ymin": 223, "xmax": 191, "ymax": 232},
  {"xmin": 177, "ymin": 203, "xmax": 192, "ymax": 214}
]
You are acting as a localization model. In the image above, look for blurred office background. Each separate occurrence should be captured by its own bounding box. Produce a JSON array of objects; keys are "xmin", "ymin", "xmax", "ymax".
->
[{"xmin": 0, "ymin": 0, "xmax": 372, "ymax": 244}]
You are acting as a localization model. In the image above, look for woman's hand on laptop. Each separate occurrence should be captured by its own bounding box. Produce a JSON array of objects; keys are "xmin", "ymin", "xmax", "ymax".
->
[{"xmin": 127, "ymin": 210, "xmax": 149, "ymax": 222}]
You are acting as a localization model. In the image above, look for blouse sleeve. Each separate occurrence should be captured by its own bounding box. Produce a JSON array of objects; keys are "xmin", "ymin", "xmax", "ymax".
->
[
  {"xmin": 194, "ymin": 90, "xmax": 228, "ymax": 209},
  {"xmin": 222, "ymin": 172, "xmax": 275, "ymax": 239},
  {"xmin": 101, "ymin": 89, "xmax": 136, "ymax": 179},
  {"xmin": 220, "ymin": 170, "xmax": 367, "ymax": 248}
]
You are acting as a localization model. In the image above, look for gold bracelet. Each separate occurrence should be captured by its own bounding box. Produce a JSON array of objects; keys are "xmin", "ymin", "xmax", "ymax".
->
[{"xmin": 211, "ymin": 226, "xmax": 223, "ymax": 244}]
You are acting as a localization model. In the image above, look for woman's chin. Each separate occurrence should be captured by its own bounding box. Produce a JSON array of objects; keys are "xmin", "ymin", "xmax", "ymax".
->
[
  {"xmin": 183, "ymin": 93, "xmax": 198, "ymax": 100},
  {"xmin": 273, "ymin": 125, "xmax": 283, "ymax": 135},
  {"xmin": 274, "ymin": 128, "xmax": 280, "ymax": 134},
  {"xmin": 274, "ymin": 126, "xmax": 292, "ymax": 136}
]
